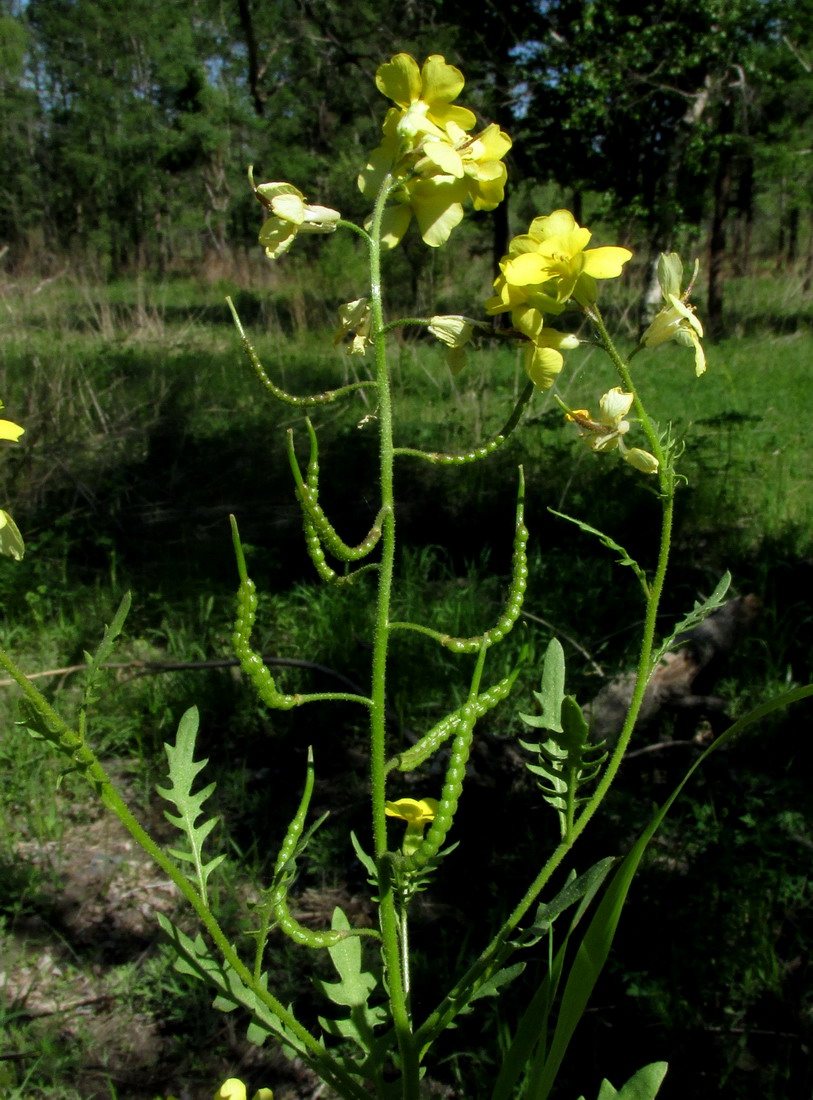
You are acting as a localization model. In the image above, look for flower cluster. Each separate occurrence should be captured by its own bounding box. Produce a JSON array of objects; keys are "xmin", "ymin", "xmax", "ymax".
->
[
  {"xmin": 0, "ymin": 401, "xmax": 24, "ymax": 560},
  {"xmin": 358, "ymin": 53, "xmax": 512, "ymax": 248},
  {"xmin": 486, "ymin": 210, "xmax": 632, "ymax": 389}
]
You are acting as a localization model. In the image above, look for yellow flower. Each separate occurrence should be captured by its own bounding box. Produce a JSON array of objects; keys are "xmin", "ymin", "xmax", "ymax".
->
[
  {"xmin": 565, "ymin": 389, "xmax": 658, "ymax": 474},
  {"xmin": 428, "ymin": 315, "xmax": 480, "ymax": 374},
  {"xmin": 214, "ymin": 1079, "xmax": 273, "ymax": 1100},
  {"xmin": 375, "ymin": 53, "xmax": 476, "ymax": 141},
  {"xmin": 641, "ymin": 254, "xmax": 705, "ymax": 375},
  {"xmin": 251, "ymin": 174, "xmax": 340, "ymax": 260},
  {"xmin": 386, "ymin": 797, "xmax": 438, "ymax": 856},
  {"xmin": 418, "ymin": 120, "xmax": 511, "ymax": 211},
  {"xmin": 334, "ymin": 298, "xmax": 373, "ymax": 356},
  {"xmin": 490, "ymin": 211, "xmax": 632, "ymax": 316}
]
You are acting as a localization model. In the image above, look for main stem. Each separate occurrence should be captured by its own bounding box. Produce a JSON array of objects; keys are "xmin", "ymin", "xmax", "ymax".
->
[{"xmin": 366, "ymin": 176, "xmax": 419, "ymax": 1099}]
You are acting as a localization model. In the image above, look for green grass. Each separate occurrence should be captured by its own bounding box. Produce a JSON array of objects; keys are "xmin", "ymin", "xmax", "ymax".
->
[{"xmin": 1, "ymin": 271, "xmax": 813, "ymax": 1098}]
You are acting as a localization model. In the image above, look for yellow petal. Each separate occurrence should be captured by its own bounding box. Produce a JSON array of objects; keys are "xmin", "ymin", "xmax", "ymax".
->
[
  {"xmin": 529, "ymin": 210, "xmax": 578, "ymax": 239},
  {"xmin": 476, "ymin": 123, "xmax": 512, "ymax": 160},
  {"xmin": 426, "ymin": 103, "xmax": 477, "ymax": 131},
  {"xmin": 411, "ymin": 180, "xmax": 465, "ymax": 247},
  {"xmin": 420, "ymin": 54, "xmax": 465, "ymax": 105},
  {"xmin": 271, "ymin": 192, "xmax": 306, "ymax": 224},
  {"xmin": 377, "ymin": 203, "xmax": 413, "ymax": 250},
  {"xmin": 420, "ymin": 139, "xmax": 465, "ymax": 177},
  {"xmin": 0, "ymin": 419, "xmax": 24, "ymax": 442},
  {"xmin": 525, "ymin": 344, "xmax": 564, "ymax": 390},
  {"xmin": 386, "ymin": 798, "xmax": 438, "ymax": 825},
  {"xmin": 376, "ymin": 53, "xmax": 422, "ymax": 106},
  {"xmin": 581, "ymin": 246, "xmax": 633, "ymax": 279},
  {"xmin": 503, "ymin": 252, "xmax": 550, "ymax": 287},
  {"xmin": 599, "ymin": 387, "xmax": 634, "ymax": 425},
  {"xmin": 258, "ymin": 218, "xmax": 298, "ymax": 259}
]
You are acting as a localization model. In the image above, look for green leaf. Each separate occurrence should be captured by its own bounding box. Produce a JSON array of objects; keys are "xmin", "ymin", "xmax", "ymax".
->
[
  {"xmin": 520, "ymin": 858, "xmax": 616, "ymax": 947},
  {"xmin": 519, "ymin": 638, "xmax": 565, "ymax": 732},
  {"xmin": 316, "ymin": 907, "xmax": 376, "ymax": 1008},
  {"xmin": 86, "ymin": 592, "xmax": 132, "ymax": 680},
  {"xmin": 155, "ymin": 707, "xmax": 225, "ymax": 903},
  {"xmin": 548, "ymin": 510, "xmax": 650, "ymax": 597},
  {"xmin": 157, "ymin": 914, "xmax": 305, "ymax": 1056},
  {"xmin": 651, "ymin": 573, "xmax": 731, "ymax": 665},
  {"xmin": 468, "ymin": 962, "xmax": 525, "ymax": 1003},
  {"xmin": 595, "ymin": 1061, "xmax": 668, "ymax": 1100},
  {"xmin": 0, "ymin": 510, "xmax": 24, "ymax": 560},
  {"xmin": 350, "ymin": 831, "xmax": 377, "ymax": 883}
]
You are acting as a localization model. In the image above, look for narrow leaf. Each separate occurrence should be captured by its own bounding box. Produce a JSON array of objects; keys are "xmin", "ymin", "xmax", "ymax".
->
[{"xmin": 548, "ymin": 510, "xmax": 649, "ymax": 596}]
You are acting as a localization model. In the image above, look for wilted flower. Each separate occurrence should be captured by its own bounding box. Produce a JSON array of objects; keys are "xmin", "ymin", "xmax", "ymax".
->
[
  {"xmin": 565, "ymin": 388, "xmax": 658, "ymax": 474},
  {"xmin": 334, "ymin": 298, "xmax": 373, "ymax": 356},
  {"xmin": 214, "ymin": 1078, "xmax": 273, "ymax": 1100},
  {"xmin": 386, "ymin": 797, "xmax": 438, "ymax": 856},
  {"xmin": 0, "ymin": 510, "xmax": 24, "ymax": 561},
  {"xmin": 428, "ymin": 315, "xmax": 479, "ymax": 374},
  {"xmin": 641, "ymin": 254, "xmax": 705, "ymax": 375},
  {"xmin": 251, "ymin": 173, "xmax": 340, "ymax": 260}
]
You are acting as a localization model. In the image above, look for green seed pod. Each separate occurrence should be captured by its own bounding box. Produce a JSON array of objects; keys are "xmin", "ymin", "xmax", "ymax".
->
[
  {"xmin": 288, "ymin": 425, "xmax": 385, "ymax": 562},
  {"xmin": 439, "ymin": 476, "xmax": 528, "ymax": 653},
  {"xmin": 273, "ymin": 887, "xmax": 348, "ymax": 948},
  {"xmin": 389, "ymin": 672, "xmax": 518, "ymax": 773},
  {"xmin": 233, "ymin": 575, "xmax": 298, "ymax": 711},
  {"xmin": 400, "ymin": 703, "xmax": 477, "ymax": 872}
]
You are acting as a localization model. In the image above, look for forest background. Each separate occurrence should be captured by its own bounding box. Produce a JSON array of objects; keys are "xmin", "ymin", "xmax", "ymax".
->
[{"xmin": 1, "ymin": 1, "xmax": 813, "ymax": 1099}]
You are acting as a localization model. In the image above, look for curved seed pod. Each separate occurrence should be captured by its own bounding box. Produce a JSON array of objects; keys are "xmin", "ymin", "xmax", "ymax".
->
[
  {"xmin": 400, "ymin": 702, "xmax": 477, "ymax": 872},
  {"xmin": 287, "ymin": 426, "xmax": 386, "ymax": 562},
  {"xmin": 227, "ymin": 298, "xmax": 375, "ymax": 408},
  {"xmin": 231, "ymin": 516, "xmax": 298, "ymax": 711},
  {"xmin": 395, "ymin": 381, "xmax": 535, "ymax": 466},
  {"xmin": 273, "ymin": 889, "xmax": 349, "ymax": 948},
  {"xmin": 233, "ymin": 576, "xmax": 299, "ymax": 710},
  {"xmin": 388, "ymin": 671, "xmax": 519, "ymax": 773},
  {"xmin": 302, "ymin": 516, "xmax": 378, "ymax": 587},
  {"xmin": 269, "ymin": 749, "xmax": 378, "ymax": 949},
  {"xmin": 439, "ymin": 469, "xmax": 529, "ymax": 654}
]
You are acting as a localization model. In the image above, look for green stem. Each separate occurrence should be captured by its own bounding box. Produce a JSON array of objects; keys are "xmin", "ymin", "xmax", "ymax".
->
[{"xmin": 365, "ymin": 174, "xmax": 419, "ymax": 1100}]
